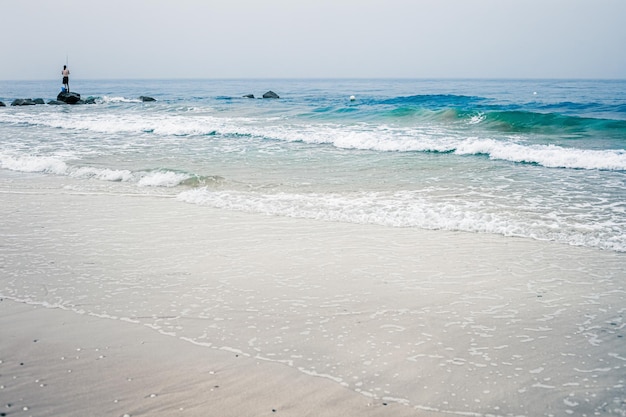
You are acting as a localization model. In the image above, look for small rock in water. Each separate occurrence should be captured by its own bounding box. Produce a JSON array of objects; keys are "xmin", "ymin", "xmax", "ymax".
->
[{"xmin": 262, "ymin": 91, "xmax": 279, "ymax": 99}]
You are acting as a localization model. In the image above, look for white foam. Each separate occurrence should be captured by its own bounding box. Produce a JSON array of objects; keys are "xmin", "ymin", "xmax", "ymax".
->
[
  {"xmin": 455, "ymin": 138, "xmax": 626, "ymax": 171},
  {"xmin": 253, "ymin": 123, "xmax": 626, "ymax": 171},
  {"xmin": 101, "ymin": 95, "xmax": 142, "ymax": 103},
  {"xmin": 0, "ymin": 154, "xmax": 68, "ymax": 175},
  {"xmin": 2, "ymin": 110, "xmax": 623, "ymax": 171},
  {"xmin": 0, "ymin": 111, "xmax": 224, "ymax": 137},
  {"xmin": 0, "ymin": 151, "xmax": 197, "ymax": 188},
  {"xmin": 176, "ymin": 187, "xmax": 626, "ymax": 252},
  {"xmin": 138, "ymin": 171, "xmax": 192, "ymax": 187},
  {"xmin": 70, "ymin": 166, "xmax": 134, "ymax": 182}
]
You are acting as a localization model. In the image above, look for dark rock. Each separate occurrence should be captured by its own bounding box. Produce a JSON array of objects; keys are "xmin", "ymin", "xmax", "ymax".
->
[
  {"xmin": 0, "ymin": 101, "xmax": 5, "ymax": 107},
  {"xmin": 33, "ymin": 98, "xmax": 45, "ymax": 104},
  {"xmin": 47, "ymin": 100, "xmax": 65, "ymax": 105},
  {"xmin": 262, "ymin": 91, "xmax": 279, "ymax": 99},
  {"xmin": 57, "ymin": 91, "xmax": 81, "ymax": 104},
  {"xmin": 139, "ymin": 96, "xmax": 156, "ymax": 102},
  {"xmin": 11, "ymin": 99, "xmax": 36, "ymax": 106},
  {"xmin": 243, "ymin": 94, "xmax": 255, "ymax": 99}
]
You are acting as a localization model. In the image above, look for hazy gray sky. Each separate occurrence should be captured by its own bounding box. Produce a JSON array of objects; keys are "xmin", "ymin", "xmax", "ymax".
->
[{"xmin": 2, "ymin": 0, "xmax": 625, "ymax": 80}]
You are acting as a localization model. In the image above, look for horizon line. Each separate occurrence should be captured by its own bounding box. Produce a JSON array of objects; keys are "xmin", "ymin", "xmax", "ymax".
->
[{"xmin": 2, "ymin": 76, "xmax": 626, "ymax": 83}]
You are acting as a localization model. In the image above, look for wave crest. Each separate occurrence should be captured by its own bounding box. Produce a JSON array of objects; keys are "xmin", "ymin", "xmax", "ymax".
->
[{"xmin": 454, "ymin": 139, "xmax": 626, "ymax": 170}]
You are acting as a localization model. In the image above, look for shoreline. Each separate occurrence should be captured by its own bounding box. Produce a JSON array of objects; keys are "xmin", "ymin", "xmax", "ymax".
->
[{"xmin": 1, "ymin": 177, "xmax": 625, "ymax": 416}]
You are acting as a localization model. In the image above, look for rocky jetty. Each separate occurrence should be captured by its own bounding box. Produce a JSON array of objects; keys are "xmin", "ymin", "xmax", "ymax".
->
[
  {"xmin": 2, "ymin": 91, "xmax": 267, "ymax": 106},
  {"xmin": 11, "ymin": 99, "xmax": 37, "ymax": 106}
]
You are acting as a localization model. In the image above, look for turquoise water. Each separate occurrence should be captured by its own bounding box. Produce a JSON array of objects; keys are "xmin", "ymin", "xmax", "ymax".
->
[{"xmin": 1, "ymin": 78, "xmax": 625, "ymax": 251}]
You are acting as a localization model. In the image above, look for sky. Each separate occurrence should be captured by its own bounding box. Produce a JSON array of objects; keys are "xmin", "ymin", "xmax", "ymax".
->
[{"xmin": 2, "ymin": 0, "xmax": 625, "ymax": 80}]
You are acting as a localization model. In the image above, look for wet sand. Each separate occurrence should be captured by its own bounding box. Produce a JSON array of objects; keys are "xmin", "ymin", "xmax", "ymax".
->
[
  {"xmin": 1, "ymin": 175, "xmax": 625, "ymax": 416},
  {"xmin": 0, "ymin": 299, "xmax": 428, "ymax": 417}
]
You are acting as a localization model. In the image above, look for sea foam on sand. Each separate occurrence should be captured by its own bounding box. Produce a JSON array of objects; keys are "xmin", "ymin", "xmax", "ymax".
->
[
  {"xmin": 1, "ymin": 300, "xmax": 423, "ymax": 417},
  {"xmin": 0, "ymin": 174, "xmax": 624, "ymax": 417}
]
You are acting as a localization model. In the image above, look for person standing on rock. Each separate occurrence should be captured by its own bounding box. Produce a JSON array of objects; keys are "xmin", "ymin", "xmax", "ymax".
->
[{"xmin": 62, "ymin": 65, "xmax": 70, "ymax": 92}]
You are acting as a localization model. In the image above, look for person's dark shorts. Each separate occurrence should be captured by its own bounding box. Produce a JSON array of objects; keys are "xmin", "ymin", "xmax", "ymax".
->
[{"xmin": 63, "ymin": 76, "xmax": 69, "ymax": 84}]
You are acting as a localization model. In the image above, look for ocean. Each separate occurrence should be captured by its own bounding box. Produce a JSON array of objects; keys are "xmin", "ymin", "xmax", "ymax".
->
[{"xmin": 1, "ymin": 78, "xmax": 625, "ymax": 252}]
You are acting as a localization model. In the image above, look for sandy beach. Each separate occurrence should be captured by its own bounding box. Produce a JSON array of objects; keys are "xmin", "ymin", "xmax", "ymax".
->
[
  {"xmin": 1, "ymin": 299, "xmax": 430, "ymax": 417},
  {"xmin": 1, "ymin": 174, "xmax": 625, "ymax": 416}
]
